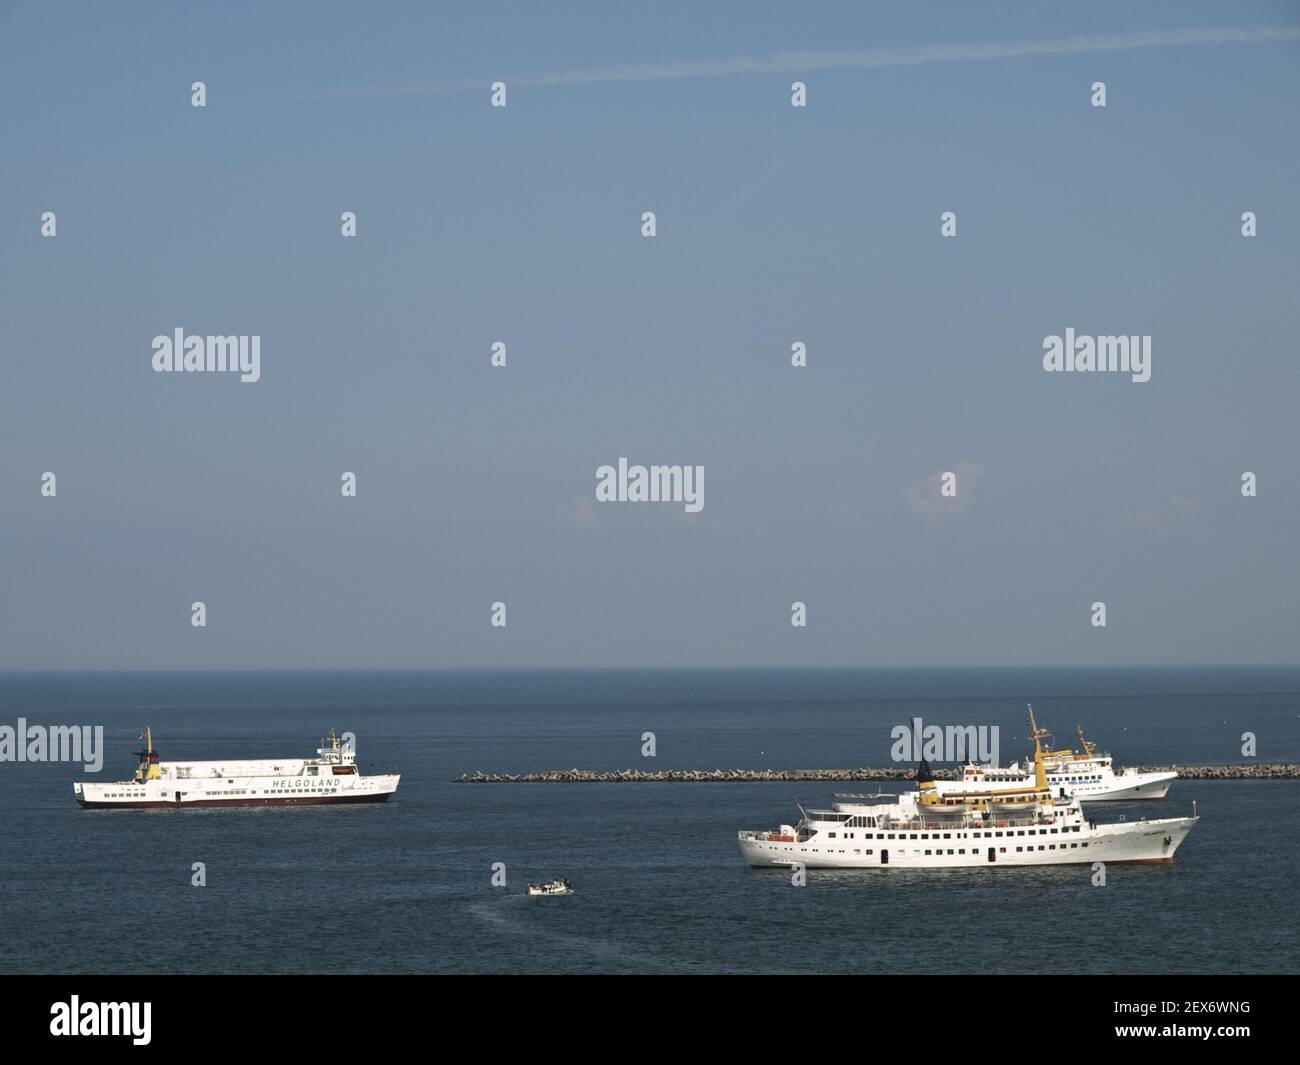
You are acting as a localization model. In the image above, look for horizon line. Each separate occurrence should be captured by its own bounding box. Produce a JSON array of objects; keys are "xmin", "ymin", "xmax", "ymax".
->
[{"xmin": 1, "ymin": 663, "xmax": 1298, "ymax": 674}]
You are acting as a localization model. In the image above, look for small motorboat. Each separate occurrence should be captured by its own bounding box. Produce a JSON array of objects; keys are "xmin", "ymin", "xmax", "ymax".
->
[{"xmin": 526, "ymin": 878, "xmax": 573, "ymax": 896}]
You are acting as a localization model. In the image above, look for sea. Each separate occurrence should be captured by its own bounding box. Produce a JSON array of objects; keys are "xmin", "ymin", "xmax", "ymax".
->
[{"xmin": 1, "ymin": 667, "xmax": 1296, "ymax": 975}]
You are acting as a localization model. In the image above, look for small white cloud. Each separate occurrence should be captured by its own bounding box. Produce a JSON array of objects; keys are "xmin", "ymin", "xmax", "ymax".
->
[{"xmin": 904, "ymin": 461, "xmax": 983, "ymax": 522}]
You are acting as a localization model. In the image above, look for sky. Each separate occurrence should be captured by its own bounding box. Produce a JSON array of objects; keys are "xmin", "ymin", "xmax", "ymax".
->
[{"xmin": 1, "ymin": 1, "xmax": 1298, "ymax": 669}]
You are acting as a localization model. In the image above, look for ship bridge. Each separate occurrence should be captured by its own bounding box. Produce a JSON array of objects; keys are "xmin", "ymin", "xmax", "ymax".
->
[{"xmin": 316, "ymin": 729, "xmax": 356, "ymax": 765}]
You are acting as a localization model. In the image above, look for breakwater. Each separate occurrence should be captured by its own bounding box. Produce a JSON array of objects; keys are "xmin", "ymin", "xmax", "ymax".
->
[{"xmin": 453, "ymin": 764, "xmax": 1300, "ymax": 783}]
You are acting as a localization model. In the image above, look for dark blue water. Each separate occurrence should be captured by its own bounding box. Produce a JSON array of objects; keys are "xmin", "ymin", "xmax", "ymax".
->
[{"xmin": 1, "ymin": 669, "xmax": 1296, "ymax": 974}]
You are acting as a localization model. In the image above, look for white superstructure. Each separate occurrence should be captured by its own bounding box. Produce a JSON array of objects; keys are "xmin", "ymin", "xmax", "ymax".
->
[
  {"xmin": 73, "ymin": 728, "xmax": 400, "ymax": 809},
  {"xmin": 935, "ymin": 706, "xmax": 1176, "ymax": 802}
]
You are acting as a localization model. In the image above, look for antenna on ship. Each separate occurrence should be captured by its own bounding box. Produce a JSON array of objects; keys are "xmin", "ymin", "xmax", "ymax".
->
[
  {"xmin": 1026, "ymin": 704, "xmax": 1052, "ymax": 754},
  {"xmin": 1075, "ymin": 724, "xmax": 1095, "ymax": 758},
  {"xmin": 1026, "ymin": 707, "xmax": 1051, "ymax": 796},
  {"xmin": 134, "ymin": 726, "xmax": 160, "ymax": 783}
]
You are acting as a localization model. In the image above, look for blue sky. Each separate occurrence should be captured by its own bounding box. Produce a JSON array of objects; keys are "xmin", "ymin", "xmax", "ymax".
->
[{"xmin": 1, "ymin": 1, "xmax": 1298, "ymax": 668}]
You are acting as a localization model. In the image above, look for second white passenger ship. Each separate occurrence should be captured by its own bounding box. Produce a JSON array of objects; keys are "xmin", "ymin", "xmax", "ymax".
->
[
  {"xmin": 738, "ymin": 730, "xmax": 1196, "ymax": 870},
  {"xmin": 933, "ymin": 706, "xmax": 1176, "ymax": 803},
  {"xmin": 73, "ymin": 729, "xmax": 400, "ymax": 809}
]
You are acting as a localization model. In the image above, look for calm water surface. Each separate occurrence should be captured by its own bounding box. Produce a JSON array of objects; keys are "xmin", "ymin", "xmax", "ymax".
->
[{"xmin": 1, "ymin": 668, "xmax": 1295, "ymax": 974}]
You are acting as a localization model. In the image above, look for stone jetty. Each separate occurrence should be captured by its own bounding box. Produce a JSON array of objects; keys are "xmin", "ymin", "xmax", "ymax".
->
[{"xmin": 454, "ymin": 764, "xmax": 1300, "ymax": 783}]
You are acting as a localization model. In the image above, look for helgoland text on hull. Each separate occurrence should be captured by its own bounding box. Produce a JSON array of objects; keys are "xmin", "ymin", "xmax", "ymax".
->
[
  {"xmin": 73, "ymin": 729, "xmax": 399, "ymax": 809},
  {"xmin": 738, "ymin": 729, "xmax": 1196, "ymax": 870},
  {"xmin": 932, "ymin": 705, "xmax": 1177, "ymax": 803}
]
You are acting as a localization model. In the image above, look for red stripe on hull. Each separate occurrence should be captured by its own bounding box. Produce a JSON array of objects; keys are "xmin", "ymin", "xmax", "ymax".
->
[
  {"xmin": 995, "ymin": 856, "xmax": 1176, "ymax": 867},
  {"xmin": 1086, "ymin": 795, "xmax": 1168, "ymax": 800},
  {"xmin": 1107, "ymin": 856, "xmax": 1175, "ymax": 864},
  {"xmin": 1016, "ymin": 856, "xmax": 1177, "ymax": 866},
  {"xmin": 77, "ymin": 793, "xmax": 394, "ymax": 810}
]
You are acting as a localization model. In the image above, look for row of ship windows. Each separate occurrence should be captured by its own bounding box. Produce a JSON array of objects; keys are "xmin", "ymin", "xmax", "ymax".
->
[
  {"xmin": 787, "ymin": 843, "xmax": 1092, "ymax": 855},
  {"xmin": 102, "ymin": 787, "xmax": 340, "ymax": 797},
  {"xmin": 971, "ymin": 774, "xmax": 1100, "ymax": 782},
  {"xmin": 826, "ymin": 826, "xmax": 1083, "ymax": 840},
  {"xmin": 105, "ymin": 790, "xmax": 257, "ymax": 797}
]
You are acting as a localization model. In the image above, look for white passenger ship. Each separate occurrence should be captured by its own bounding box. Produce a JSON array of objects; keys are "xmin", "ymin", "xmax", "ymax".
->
[
  {"xmin": 935, "ymin": 706, "xmax": 1176, "ymax": 802},
  {"xmin": 73, "ymin": 728, "xmax": 400, "ymax": 809},
  {"xmin": 737, "ymin": 733, "xmax": 1196, "ymax": 870}
]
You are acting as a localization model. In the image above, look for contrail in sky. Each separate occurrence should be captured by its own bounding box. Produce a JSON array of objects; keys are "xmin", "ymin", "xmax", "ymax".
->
[{"xmin": 258, "ymin": 25, "xmax": 1300, "ymax": 102}]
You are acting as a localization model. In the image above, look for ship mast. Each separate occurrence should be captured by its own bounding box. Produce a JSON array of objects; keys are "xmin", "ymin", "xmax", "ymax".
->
[
  {"xmin": 1026, "ymin": 704, "xmax": 1052, "ymax": 755},
  {"xmin": 135, "ymin": 726, "xmax": 160, "ymax": 782},
  {"xmin": 1075, "ymin": 725, "xmax": 1095, "ymax": 758},
  {"xmin": 1026, "ymin": 705, "xmax": 1052, "ymax": 795}
]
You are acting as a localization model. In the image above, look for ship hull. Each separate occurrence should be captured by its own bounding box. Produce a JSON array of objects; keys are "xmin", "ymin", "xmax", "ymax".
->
[
  {"xmin": 1078, "ymin": 774, "xmax": 1175, "ymax": 801},
  {"xmin": 739, "ymin": 816, "xmax": 1196, "ymax": 869},
  {"xmin": 75, "ymin": 771, "xmax": 400, "ymax": 809},
  {"xmin": 936, "ymin": 769, "xmax": 1177, "ymax": 803},
  {"xmin": 77, "ymin": 792, "xmax": 394, "ymax": 810}
]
